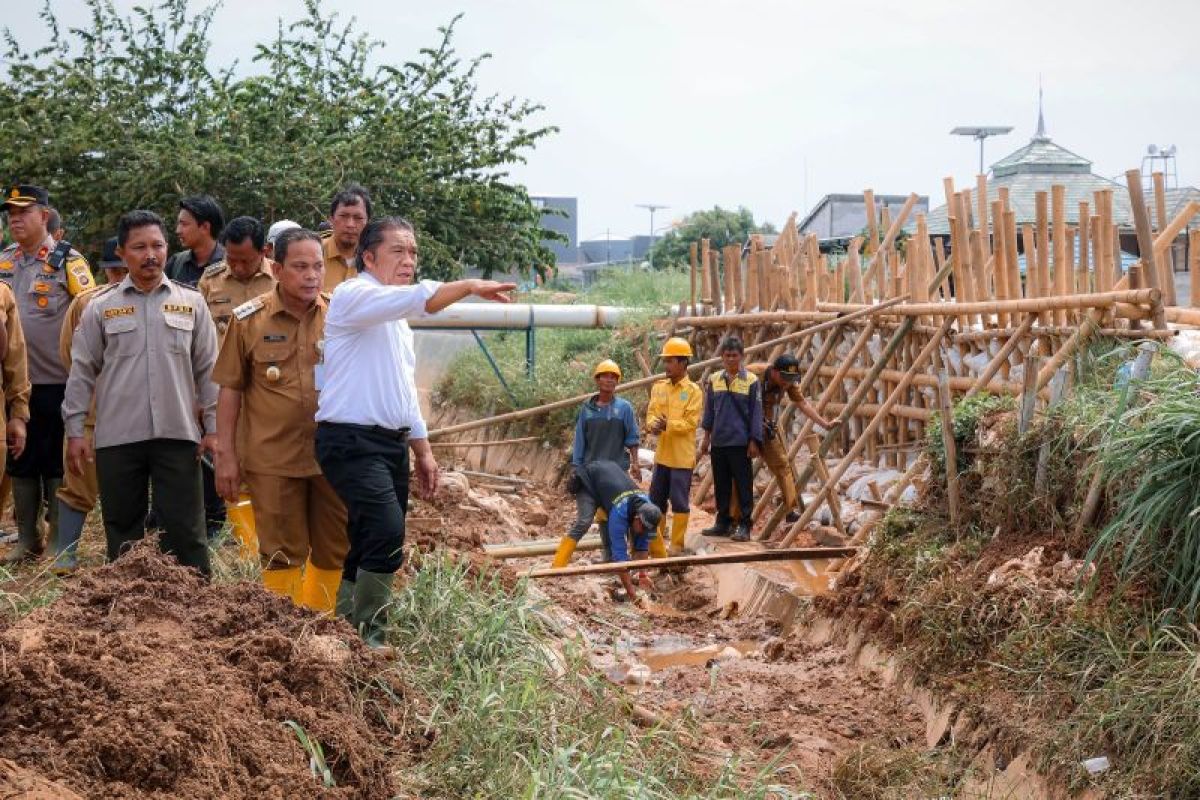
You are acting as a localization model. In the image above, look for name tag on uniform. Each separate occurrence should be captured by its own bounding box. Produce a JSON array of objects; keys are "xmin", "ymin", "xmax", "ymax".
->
[
  {"xmin": 314, "ymin": 363, "xmax": 326, "ymax": 391},
  {"xmin": 263, "ymin": 334, "xmax": 287, "ymax": 343},
  {"xmin": 211, "ymin": 297, "xmax": 231, "ymax": 304},
  {"xmin": 163, "ymin": 303, "xmax": 193, "ymax": 314},
  {"xmin": 104, "ymin": 306, "xmax": 136, "ymax": 319}
]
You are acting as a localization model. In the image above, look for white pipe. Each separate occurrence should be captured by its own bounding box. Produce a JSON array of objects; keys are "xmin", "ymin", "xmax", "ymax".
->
[{"xmin": 410, "ymin": 303, "xmax": 628, "ymax": 330}]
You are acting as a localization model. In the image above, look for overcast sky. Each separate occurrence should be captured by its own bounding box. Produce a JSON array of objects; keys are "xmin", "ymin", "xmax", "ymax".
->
[{"xmin": 7, "ymin": 0, "xmax": 1199, "ymax": 240}]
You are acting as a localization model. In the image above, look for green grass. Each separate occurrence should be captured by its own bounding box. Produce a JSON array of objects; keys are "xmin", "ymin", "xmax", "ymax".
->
[
  {"xmin": 436, "ymin": 269, "xmax": 690, "ymax": 433},
  {"xmin": 380, "ymin": 554, "xmax": 776, "ymax": 798}
]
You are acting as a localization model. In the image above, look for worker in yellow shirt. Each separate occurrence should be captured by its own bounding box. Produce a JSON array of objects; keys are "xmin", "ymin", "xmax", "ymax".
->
[{"xmin": 645, "ymin": 337, "xmax": 702, "ymax": 555}]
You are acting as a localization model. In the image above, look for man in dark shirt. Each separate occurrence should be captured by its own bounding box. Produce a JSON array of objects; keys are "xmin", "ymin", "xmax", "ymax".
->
[
  {"xmin": 699, "ymin": 336, "xmax": 763, "ymax": 542},
  {"xmin": 166, "ymin": 195, "xmax": 225, "ymax": 287}
]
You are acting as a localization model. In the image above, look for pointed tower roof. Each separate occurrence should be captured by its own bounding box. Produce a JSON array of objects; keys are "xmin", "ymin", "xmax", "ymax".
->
[{"xmin": 989, "ymin": 91, "xmax": 1092, "ymax": 177}]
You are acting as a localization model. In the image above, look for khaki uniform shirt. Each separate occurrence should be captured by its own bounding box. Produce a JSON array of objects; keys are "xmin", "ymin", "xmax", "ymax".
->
[
  {"xmin": 0, "ymin": 282, "xmax": 32, "ymax": 424},
  {"xmin": 197, "ymin": 259, "xmax": 277, "ymax": 336},
  {"xmin": 321, "ymin": 234, "xmax": 355, "ymax": 292},
  {"xmin": 210, "ymin": 286, "xmax": 328, "ymax": 477},
  {"xmin": 0, "ymin": 236, "xmax": 94, "ymax": 384},
  {"xmin": 748, "ymin": 362, "xmax": 803, "ymax": 426},
  {"xmin": 63, "ymin": 276, "xmax": 218, "ymax": 449}
]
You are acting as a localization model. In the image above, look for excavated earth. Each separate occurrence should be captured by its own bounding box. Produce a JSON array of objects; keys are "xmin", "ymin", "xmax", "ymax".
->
[{"xmin": 0, "ymin": 545, "xmax": 422, "ymax": 799}]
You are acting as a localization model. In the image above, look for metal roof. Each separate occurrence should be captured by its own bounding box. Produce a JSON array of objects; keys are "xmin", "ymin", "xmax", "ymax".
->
[{"xmin": 990, "ymin": 136, "xmax": 1093, "ymax": 177}]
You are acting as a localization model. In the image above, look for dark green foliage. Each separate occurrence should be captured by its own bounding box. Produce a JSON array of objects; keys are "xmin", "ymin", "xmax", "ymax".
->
[
  {"xmin": 647, "ymin": 206, "xmax": 774, "ymax": 270},
  {"xmin": 1, "ymin": 0, "xmax": 558, "ymax": 279}
]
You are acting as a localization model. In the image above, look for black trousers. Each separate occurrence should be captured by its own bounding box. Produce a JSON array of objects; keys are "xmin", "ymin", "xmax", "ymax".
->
[
  {"xmin": 95, "ymin": 438, "xmax": 209, "ymax": 576},
  {"xmin": 711, "ymin": 445, "xmax": 753, "ymax": 526},
  {"xmin": 9, "ymin": 383, "xmax": 65, "ymax": 480},
  {"xmin": 315, "ymin": 422, "xmax": 409, "ymax": 579}
]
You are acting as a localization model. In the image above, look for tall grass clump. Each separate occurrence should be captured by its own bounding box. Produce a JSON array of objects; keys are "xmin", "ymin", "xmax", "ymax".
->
[
  {"xmin": 1084, "ymin": 351, "xmax": 1200, "ymax": 617},
  {"xmin": 384, "ymin": 555, "xmax": 772, "ymax": 798}
]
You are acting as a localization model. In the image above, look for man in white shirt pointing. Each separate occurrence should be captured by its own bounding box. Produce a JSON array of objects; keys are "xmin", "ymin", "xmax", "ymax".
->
[{"xmin": 315, "ymin": 215, "xmax": 514, "ymax": 646}]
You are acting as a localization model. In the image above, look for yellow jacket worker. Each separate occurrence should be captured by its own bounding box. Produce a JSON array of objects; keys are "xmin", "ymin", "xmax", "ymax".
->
[{"xmin": 645, "ymin": 337, "xmax": 701, "ymax": 555}]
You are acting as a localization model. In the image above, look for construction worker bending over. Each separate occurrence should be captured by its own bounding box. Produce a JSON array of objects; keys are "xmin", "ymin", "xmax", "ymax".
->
[
  {"xmin": 564, "ymin": 359, "xmax": 641, "ymax": 557},
  {"xmin": 738, "ymin": 354, "xmax": 835, "ymax": 525},
  {"xmin": 646, "ymin": 336, "xmax": 701, "ymax": 555},
  {"xmin": 699, "ymin": 336, "xmax": 763, "ymax": 542},
  {"xmin": 212, "ymin": 228, "xmax": 349, "ymax": 612},
  {"xmin": 552, "ymin": 459, "xmax": 662, "ymax": 602}
]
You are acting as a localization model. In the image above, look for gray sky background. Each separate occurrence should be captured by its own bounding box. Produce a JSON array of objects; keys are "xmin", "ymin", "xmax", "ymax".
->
[{"xmin": 7, "ymin": 0, "xmax": 1199, "ymax": 240}]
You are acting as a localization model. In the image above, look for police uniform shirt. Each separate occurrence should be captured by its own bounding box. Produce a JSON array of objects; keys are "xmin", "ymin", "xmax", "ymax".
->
[
  {"xmin": 210, "ymin": 286, "xmax": 328, "ymax": 477},
  {"xmin": 197, "ymin": 259, "xmax": 277, "ymax": 335},
  {"xmin": 63, "ymin": 275, "xmax": 218, "ymax": 449},
  {"xmin": 321, "ymin": 234, "xmax": 355, "ymax": 292},
  {"xmin": 0, "ymin": 235, "xmax": 93, "ymax": 384}
]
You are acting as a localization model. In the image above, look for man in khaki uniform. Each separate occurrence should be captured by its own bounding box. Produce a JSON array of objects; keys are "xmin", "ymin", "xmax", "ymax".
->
[
  {"xmin": 51, "ymin": 238, "xmax": 128, "ymax": 572},
  {"xmin": 212, "ymin": 227, "xmax": 348, "ymax": 612},
  {"xmin": 740, "ymin": 355, "xmax": 834, "ymax": 524},
  {"xmin": 198, "ymin": 216, "xmax": 276, "ymax": 337},
  {"xmin": 0, "ymin": 184, "xmax": 94, "ymax": 563},
  {"xmin": 322, "ymin": 184, "xmax": 371, "ymax": 291},
  {"xmin": 0, "ymin": 283, "xmax": 31, "ymax": 482},
  {"xmin": 64, "ymin": 210, "xmax": 219, "ymax": 576}
]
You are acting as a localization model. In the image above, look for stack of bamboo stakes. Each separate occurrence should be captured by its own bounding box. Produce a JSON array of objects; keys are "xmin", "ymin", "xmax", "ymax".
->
[{"xmin": 670, "ymin": 172, "xmax": 1200, "ymax": 546}]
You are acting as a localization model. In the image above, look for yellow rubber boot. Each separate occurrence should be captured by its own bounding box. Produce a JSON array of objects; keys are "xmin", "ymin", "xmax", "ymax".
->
[
  {"xmin": 299, "ymin": 562, "xmax": 343, "ymax": 614},
  {"xmin": 261, "ymin": 566, "xmax": 303, "ymax": 603},
  {"xmin": 670, "ymin": 513, "xmax": 690, "ymax": 555},
  {"xmin": 551, "ymin": 536, "xmax": 578, "ymax": 568},
  {"xmin": 648, "ymin": 518, "xmax": 668, "ymax": 559}
]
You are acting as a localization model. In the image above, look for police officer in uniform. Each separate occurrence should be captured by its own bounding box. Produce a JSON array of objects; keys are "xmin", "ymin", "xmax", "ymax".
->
[
  {"xmin": 51, "ymin": 238, "xmax": 128, "ymax": 573},
  {"xmin": 0, "ymin": 282, "xmax": 30, "ymax": 484},
  {"xmin": 63, "ymin": 210, "xmax": 219, "ymax": 575},
  {"xmin": 212, "ymin": 228, "xmax": 348, "ymax": 612},
  {"xmin": 197, "ymin": 216, "xmax": 276, "ymax": 338},
  {"xmin": 0, "ymin": 184, "xmax": 93, "ymax": 563}
]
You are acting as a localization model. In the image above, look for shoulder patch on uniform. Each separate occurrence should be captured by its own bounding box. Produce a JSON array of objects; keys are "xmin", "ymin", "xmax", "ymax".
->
[
  {"xmin": 319, "ymin": 291, "xmax": 332, "ymax": 302},
  {"xmin": 233, "ymin": 297, "xmax": 265, "ymax": 320},
  {"xmin": 203, "ymin": 261, "xmax": 228, "ymax": 278},
  {"xmin": 319, "ymin": 229, "xmax": 333, "ymax": 241}
]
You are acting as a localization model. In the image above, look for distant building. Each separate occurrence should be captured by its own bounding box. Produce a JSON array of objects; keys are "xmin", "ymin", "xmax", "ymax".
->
[
  {"xmin": 798, "ymin": 194, "xmax": 929, "ymax": 249},
  {"xmin": 531, "ymin": 196, "xmax": 578, "ymax": 265}
]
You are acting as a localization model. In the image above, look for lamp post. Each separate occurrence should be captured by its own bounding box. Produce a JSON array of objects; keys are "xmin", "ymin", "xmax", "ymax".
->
[
  {"xmin": 950, "ymin": 126, "xmax": 1014, "ymax": 175},
  {"xmin": 636, "ymin": 203, "xmax": 669, "ymax": 268}
]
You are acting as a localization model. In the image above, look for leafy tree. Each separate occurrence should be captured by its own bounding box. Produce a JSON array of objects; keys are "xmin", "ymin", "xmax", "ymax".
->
[
  {"xmin": 1, "ymin": 0, "xmax": 560, "ymax": 279},
  {"xmin": 648, "ymin": 206, "xmax": 774, "ymax": 270}
]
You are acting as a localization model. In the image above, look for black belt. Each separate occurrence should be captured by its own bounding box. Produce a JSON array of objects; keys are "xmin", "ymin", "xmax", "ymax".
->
[{"xmin": 320, "ymin": 421, "xmax": 410, "ymax": 440}]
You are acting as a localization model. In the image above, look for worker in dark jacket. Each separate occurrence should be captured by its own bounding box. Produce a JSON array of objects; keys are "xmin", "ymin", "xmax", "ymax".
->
[
  {"xmin": 699, "ymin": 336, "xmax": 763, "ymax": 541},
  {"xmin": 551, "ymin": 459, "xmax": 662, "ymax": 602}
]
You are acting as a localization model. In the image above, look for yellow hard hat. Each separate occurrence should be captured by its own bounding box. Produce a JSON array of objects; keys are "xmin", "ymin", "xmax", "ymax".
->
[
  {"xmin": 659, "ymin": 337, "xmax": 693, "ymax": 358},
  {"xmin": 593, "ymin": 359, "xmax": 622, "ymax": 379}
]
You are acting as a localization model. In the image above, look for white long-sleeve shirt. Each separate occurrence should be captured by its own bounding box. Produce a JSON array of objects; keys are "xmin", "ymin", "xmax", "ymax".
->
[{"xmin": 315, "ymin": 271, "xmax": 441, "ymax": 437}]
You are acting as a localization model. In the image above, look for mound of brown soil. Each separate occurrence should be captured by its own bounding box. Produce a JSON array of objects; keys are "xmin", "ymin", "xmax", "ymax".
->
[{"xmin": 0, "ymin": 546, "xmax": 418, "ymax": 799}]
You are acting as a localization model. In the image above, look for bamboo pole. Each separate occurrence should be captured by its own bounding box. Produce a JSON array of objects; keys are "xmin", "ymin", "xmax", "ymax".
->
[
  {"xmin": 709, "ymin": 249, "xmax": 723, "ymax": 314},
  {"xmin": 700, "ymin": 238, "xmax": 711, "ymax": 308},
  {"xmin": 1018, "ymin": 354, "xmax": 1042, "ymax": 435},
  {"xmin": 1052, "ymin": 185, "xmax": 1068, "ymax": 326},
  {"xmin": 1036, "ymin": 191, "xmax": 1052, "ymax": 325},
  {"xmin": 778, "ymin": 317, "xmax": 954, "ymax": 547},
  {"xmin": 805, "ymin": 433, "xmax": 845, "ymax": 535},
  {"xmin": 430, "ymin": 436, "xmax": 540, "ymax": 449},
  {"xmin": 1004, "ymin": 208, "xmax": 1021, "ymax": 304},
  {"xmin": 486, "ymin": 534, "xmax": 603, "ymax": 559},
  {"xmin": 976, "ymin": 173, "xmax": 991, "ymax": 258},
  {"xmin": 864, "ymin": 189, "xmax": 879, "ymax": 256},
  {"xmin": 1125, "ymin": 169, "xmax": 1167, "ymax": 328},
  {"xmin": 956, "ymin": 324, "xmax": 1173, "ymax": 343},
  {"xmin": 1078, "ymin": 203, "xmax": 1091, "ymax": 296},
  {"xmin": 814, "ymin": 289, "xmax": 1156, "ymax": 317},
  {"xmin": 815, "ymin": 365, "xmax": 1020, "ymax": 395},
  {"xmin": 991, "ymin": 200, "xmax": 1009, "ymax": 326},
  {"xmin": 527, "ymin": 547, "xmax": 858, "ymax": 578},
  {"xmin": 1096, "ymin": 190, "xmax": 1113, "ymax": 294},
  {"xmin": 1191, "ymin": 230, "xmax": 1200, "ymax": 309},
  {"xmin": 936, "ymin": 368, "xmax": 960, "ymax": 526},
  {"xmin": 430, "ymin": 297, "xmax": 910, "ymax": 438},
  {"xmin": 1153, "ymin": 171, "xmax": 1176, "ymax": 304},
  {"xmin": 689, "ymin": 242, "xmax": 698, "ymax": 316}
]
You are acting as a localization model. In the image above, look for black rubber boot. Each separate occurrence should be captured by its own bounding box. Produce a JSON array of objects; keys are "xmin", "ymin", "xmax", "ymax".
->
[
  {"xmin": 731, "ymin": 523, "xmax": 752, "ymax": 542},
  {"xmin": 335, "ymin": 579, "xmax": 355, "ymax": 621},
  {"xmin": 701, "ymin": 520, "xmax": 732, "ymax": 537},
  {"xmin": 352, "ymin": 570, "xmax": 394, "ymax": 648},
  {"xmin": 4, "ymin": 477, "xmax": 44, "ymax": 563}
]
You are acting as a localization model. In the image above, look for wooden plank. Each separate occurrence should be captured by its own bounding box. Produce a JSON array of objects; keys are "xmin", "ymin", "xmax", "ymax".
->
[{"xmin": 527, "ymin": 546, "xmax": 858, "ymax": 578}]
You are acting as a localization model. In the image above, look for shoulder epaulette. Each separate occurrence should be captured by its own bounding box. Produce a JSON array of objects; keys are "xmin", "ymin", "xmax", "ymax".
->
[
  {"xmin": 232, "ymin": 297, "xmax": 266, "ymax": 320},
  {"xmin": 203, "ymin": 261, "xmax": 228, "ymax": 278},
  {"xmin": 318, "ymin": 229, "xmax": 334, "ymax": 241},
  {"xmin": 319, "ymin": 291, "xmax": 332, "ymax": 302}
]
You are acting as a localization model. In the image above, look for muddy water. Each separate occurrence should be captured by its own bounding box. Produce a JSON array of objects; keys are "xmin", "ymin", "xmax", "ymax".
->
[{"xmin": 638, "ymin": 639, "xmax": 761, "ymax": 670}]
